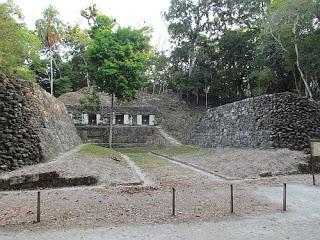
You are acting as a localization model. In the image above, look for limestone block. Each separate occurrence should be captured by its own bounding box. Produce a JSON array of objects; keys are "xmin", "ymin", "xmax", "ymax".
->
[
  {"xmin": 124, "ymin": 114, "xmax": 130, "ymax": 125},
  {"xmin": 137, "ymin": 115, "xmax": 142, "ymax": 125},
  {"xmin": 149, "ymin": 115, "xmax": 155, "ymax": 126}
]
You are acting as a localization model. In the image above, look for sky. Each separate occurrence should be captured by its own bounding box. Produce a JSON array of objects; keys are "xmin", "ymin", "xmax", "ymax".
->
[{"xmin": 4, "ymin": 0, "xmax": 172, "ymax": 51}]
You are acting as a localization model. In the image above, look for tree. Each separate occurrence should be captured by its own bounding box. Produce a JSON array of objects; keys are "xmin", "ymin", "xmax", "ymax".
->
[
  {"xmin": 35, "ymin": 6, "xmax": 63, "ymax": 95},
  {"xmin": 164, "ymin": 0, "xmax": 269, "ymax": 104},
  {"xmin": 164, "ymin": 0, "xmax": 215, "ymax": 90},
  {"xmin": 264, "ymin": 0, "xmax": 320, "ymax": 99},
  {"xmin": 87, "ymin": 15, "xmax": 151, "ymax": 147},
  {"xmin": 79, "ymin": 88, "xmax": 101, "ymax": 124},
  {"xmin": 0, "ymin": 0, "xmax": 41, "ymax": 80},
  {"xmin": 64, "ymin": 25, "xmax": 91, "ymax": 87},
  {"xmin": 80, "ymin": 4, "xmax": 99, "ymax": 27},
  {"xmin": 148, "ymin": 51, "xmax": 169, "ymax": 94},
  {"xmin": 218, "ymin": 30, "xmax": 255, "ymax": 99}
]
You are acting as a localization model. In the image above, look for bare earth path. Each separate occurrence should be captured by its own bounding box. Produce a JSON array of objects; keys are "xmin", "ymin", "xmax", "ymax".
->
[{"xmin": 1, "ymin": 184, "xmax": 320, "ymax": 240}]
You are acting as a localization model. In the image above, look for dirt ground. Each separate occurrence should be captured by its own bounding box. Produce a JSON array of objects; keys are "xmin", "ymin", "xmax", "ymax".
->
[
  {"xmin": 154, "ymin": 147, "xmax": 309, "ymax": 179},
  {"xmin": 1, "ymin": 184, "xmax": 320, "ymax": 240},
  {"xmin": 0, "ymin": 184, "xmax": 320, "ymax": 240},
  {"xmin": 0, "ymin": 146, "xmax": 317, "ymax": 233},
  {"xmin": 0, "ymin": 145, "xmax": 140, "ymax": 186}
]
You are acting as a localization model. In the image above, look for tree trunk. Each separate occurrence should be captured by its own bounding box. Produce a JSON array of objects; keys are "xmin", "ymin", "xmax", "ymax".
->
[
  {"xmin": 81, "ymin": 55, "xmax": 90, "ymax": 88},
  {"xmin": 205, "ymin": 92, "xmax": 208, "ymax": 109},
  {"xmin": 188, "ymin": 37, "xmax": 198, "ymax": 78},
  {"xmin": 196, "ymin": 92, "xmax": 199, "ymax": 105},
  {"xmin": 152, "ymin": 82, "xmax": 155, "ymax": 95},
  {"xmin": 293, "ymin": 16, "xmax": 313, "ymax": 100},
  {"xmin": 109, "ymin": 93, "xmax": 114, "ymax": 148},
  {"xmin": 50, "ymin": 49, "xmax": 53, "ymax": 95},
  {"xmin": 293, "ymin": 69, "xmax": 301, "ymax": 95}
]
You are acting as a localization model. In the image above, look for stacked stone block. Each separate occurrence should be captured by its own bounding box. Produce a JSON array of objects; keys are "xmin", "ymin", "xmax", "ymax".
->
[
  {"xmin": 0, "ymin": 75, "xmax": 81, "ymax": 171},
  {"xmin": 189, "ymin": 93, "xmax": 320, "ymax": 151}
]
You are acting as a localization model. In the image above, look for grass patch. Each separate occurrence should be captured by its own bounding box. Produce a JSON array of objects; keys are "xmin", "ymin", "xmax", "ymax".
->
[
  {"xmin": 117, "ymin": 147, "xmax": 167, "ymax": 167},
  {"xmin": 127, "ymin": 153, "xmax": 167, "ymax": 168},
  {"xmin": 116, "ymin": 147, "xmax": 158, "ymax": 155},
  {"xmin": 79, "ymin": 144, "xmax": 122, "ymax": 158},
  {"xmin": 153, "ymin": 145, "xmax": 199, "ymax": 156}
]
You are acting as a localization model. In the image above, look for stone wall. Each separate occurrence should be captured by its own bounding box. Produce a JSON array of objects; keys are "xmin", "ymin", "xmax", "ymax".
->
[
  {"xmin": 189, "ymin": 93, "xmax": 320, "ymax": 151},
  {"xmin": 77, "ymin": 125, "xmax": 170, "ymax": 147},
  {"xmin": 0, "ymin": 75, "xmax": 82, "ymax": 171},
  {"xmin": 0, "ymin": 171, "xmax": 97, "ymax": 191}
]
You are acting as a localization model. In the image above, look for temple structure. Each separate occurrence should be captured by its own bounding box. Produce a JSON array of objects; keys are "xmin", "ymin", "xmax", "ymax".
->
[
  {"xmin": 58, "ymin": 88, "xmax": 164, "ymax": 147},
  {"xmin": 58, "ymin": 88, "xmax": 160, "ymax": 127},
  {"xmin": 67, "ymin": 105, "xmax": 158, "ymax": 126}
]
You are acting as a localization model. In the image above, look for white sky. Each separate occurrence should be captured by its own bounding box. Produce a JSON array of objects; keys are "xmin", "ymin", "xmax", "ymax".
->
[{"xmin": 3, "ymin": 0, "xmax": 171, "ymax": 51}]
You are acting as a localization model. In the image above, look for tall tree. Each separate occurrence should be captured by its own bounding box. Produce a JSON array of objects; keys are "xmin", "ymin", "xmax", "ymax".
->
[
  {"xmin": 64, "ymin": 25, "xmax": 91, "ymax": 87},
  {"xmin": 164, "ymin": 0, "xmax": 215, "ymax": 82},
  {"xmin": 218, "ymin": 30, "xmax": 255, "ymax": 99},
  {"xmin": 264, "ymin": 0, "xmax": 320, "ymax": 99},
  {"xmin": 164, "ymin": 0, "xmax": 269, "ymax": 103},
  {"xmin": 35, "ymin": 6, "xmax": 63, "ymax": 95},
  {"xmin": 87, "ymin": 15, "xmax": 151, "ymax": 147},
  {"xmin": 148, "ymin": 51, "xmax": 169, "ymax": 94},
  {"xmin": 0, "ymin": 0, "xmax": 40, "ymax": 80}
]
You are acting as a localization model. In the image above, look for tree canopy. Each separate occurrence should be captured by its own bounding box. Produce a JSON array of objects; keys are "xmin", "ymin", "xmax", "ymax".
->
[
  {"xmin": 0, "ymin": 0, "xmax": 319, "ymax": 105},
  {"xmin": 160, "ymin": 0, "xmax": 320, "ymax": 105},
  {"xmin": 0, "ymin": 0, "xmax": 40, "ymax": 80},
  {"xmin": 87, "ymin": 17, "xmax": 151, "ymax": 101}
]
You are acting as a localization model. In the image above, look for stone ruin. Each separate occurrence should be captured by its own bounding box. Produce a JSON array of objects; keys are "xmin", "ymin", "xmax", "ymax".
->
[
  {"xmin": 189, "ymin": 92, "xmax": 320, "ymax": 151},
  {"xmin": 0, "ymin": 75, "xmax": 82, "ymax": 171}
]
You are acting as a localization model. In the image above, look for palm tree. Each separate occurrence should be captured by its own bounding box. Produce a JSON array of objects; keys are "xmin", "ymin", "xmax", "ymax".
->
[{"xmin": 35, "ymin": 6, "xmax": 62, "ymax": 95}]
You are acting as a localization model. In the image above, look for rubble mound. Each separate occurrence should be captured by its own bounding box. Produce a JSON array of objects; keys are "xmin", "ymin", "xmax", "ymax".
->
[
  {"xmin": 0, "ymin": 75, "xmax": 82, "ymax": 171},
  {"xmin": 189, "ymin": 92, "xmax": 320, "ymax": 151}
]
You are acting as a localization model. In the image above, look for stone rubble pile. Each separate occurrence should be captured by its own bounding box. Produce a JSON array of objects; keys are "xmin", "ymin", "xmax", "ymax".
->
[{"xmin": 189, "ymin": 92, "xmax": 320, "ymax": 151}]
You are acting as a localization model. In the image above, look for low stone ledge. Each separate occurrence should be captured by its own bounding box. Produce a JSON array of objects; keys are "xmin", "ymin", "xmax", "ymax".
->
[{"xmin": 0, "ymin": 171, "xmax": 98, "ymax": 191}]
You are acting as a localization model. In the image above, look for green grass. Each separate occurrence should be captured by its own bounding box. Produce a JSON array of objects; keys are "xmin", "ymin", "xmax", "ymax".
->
[
  {"xmin": 116, "ymin": 145, "xmax": 199, "ymax": 167},
  {"xmin": 116, "ymin": 147, "xmax": 158, "ymax": 155},
  {"xmin": 79, "ymin": 144, "xmax": 122, "ymax": 158},
  {"xmin": 117, "ymin": 145, "xmax": 199, "ymax": 156},
  {"xmin": 116, "ymin": 147, "xmax": 167, "ymax": 167},
  {"xmin": 153, "ymin": 145, "xmax": 199, "ymax": 156},
  {"xmin": 128, "ymin": 153, "xmax": 167, "ymax": 167}
]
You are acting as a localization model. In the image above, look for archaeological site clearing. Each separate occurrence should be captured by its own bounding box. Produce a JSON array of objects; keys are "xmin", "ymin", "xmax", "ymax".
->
[
  {"xmin": 1, "ymin": 74, "xmax": 320, "ymax": 240},
  {"xmin": 1, "ymin": 0, "xmax": 320, "ymax": 239}
]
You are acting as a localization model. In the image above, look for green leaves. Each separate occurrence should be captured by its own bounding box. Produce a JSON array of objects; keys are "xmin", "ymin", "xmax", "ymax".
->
[
  {"xmin": 79, "ymin": 88, "xmax": 101, "ymax": 114},
  {"xmin": 35, "ymin": 5, "xmax": 63, "ymax": 52},
  {"xmin": 0, "ymin": 1, "xmax": 41, "ymax": 79},
  {"xmin": 87, "ymin": 21, "xmax": 151, "ymax": 102}
]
